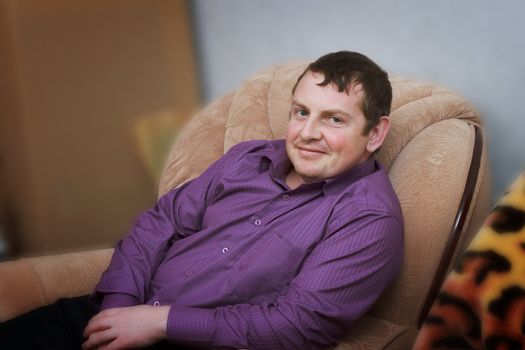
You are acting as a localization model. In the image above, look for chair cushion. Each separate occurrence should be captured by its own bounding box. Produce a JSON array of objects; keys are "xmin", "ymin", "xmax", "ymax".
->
[{"xmin": 333, "ymin": 315, "xmax": 417, "ymax": 350}]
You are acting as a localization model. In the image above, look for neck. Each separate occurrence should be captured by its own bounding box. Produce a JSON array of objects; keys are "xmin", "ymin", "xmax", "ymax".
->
[{"xmin": 285, "ymin": 168, "xmax": 304, "ymax": 190}]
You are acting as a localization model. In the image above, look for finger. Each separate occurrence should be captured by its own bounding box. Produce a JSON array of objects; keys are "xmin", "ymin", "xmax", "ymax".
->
[
  {"xmin": 98, "ymin": 338, "xmax": 123, "ymax": 350},
  {"xmin": 84, "ymin": 314, "xmax": 112, "ymax": 338},
  {"xmin": 82, "ymin": 329, "xmax": 116, "ymax": 350}
]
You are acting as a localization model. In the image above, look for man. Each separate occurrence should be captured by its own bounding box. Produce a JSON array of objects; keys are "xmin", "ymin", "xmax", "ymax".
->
[{"xmin": 1, "ymin": 51, "xmax": 403, "ymax": 349}]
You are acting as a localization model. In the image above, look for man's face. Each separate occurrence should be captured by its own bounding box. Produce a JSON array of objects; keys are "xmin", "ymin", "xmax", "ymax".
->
[{"xmin": 285, "ymin": 71, "xmax": 375, "ymax": 184}]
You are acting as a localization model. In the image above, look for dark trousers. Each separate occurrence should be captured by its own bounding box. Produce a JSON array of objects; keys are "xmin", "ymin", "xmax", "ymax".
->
[
  {"xmin": 0, "ymin": 295, "xmax": 97, "ymax": 349},
  {"xmin": 0, "ymin": 295, "xmax": 192, "ymax": 349}
]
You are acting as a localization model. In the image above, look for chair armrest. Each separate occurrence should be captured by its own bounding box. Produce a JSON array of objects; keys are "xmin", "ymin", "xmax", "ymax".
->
[{"xmin": 0, "ymin": 248, "xmax": 113, "ymax": 321}]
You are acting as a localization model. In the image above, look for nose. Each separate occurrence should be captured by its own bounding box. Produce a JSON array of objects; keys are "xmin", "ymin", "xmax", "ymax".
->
[{"xmin": 299, "ymin": 117, "xmax": 322, "ymax": 140}]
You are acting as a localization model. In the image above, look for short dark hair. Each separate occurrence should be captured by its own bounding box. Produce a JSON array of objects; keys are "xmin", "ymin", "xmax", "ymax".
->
[{"xmin": 292, "ymin": 51, "xmax": 392, "ymax": 134}]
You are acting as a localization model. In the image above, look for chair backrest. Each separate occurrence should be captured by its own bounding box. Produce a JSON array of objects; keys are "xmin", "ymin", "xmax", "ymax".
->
[{"xmin": 159, "ymin": 62, "xmax": 491, "ymax": 329}]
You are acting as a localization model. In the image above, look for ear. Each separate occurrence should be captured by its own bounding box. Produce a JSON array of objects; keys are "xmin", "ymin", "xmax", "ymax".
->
[{"xmin": 366, "ymin": 116, "xmax": 390, "ymax": 153}]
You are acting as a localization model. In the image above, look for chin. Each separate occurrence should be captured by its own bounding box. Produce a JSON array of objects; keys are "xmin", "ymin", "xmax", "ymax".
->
[{"xmin": 297, "ymin": 169, "xmax": 321, "ymax": 181}]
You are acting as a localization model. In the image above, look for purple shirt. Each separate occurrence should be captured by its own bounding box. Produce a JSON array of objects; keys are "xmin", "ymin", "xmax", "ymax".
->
[{"xmin": 94, "ymin": 139, "xmax": 403, "ymax": 349}]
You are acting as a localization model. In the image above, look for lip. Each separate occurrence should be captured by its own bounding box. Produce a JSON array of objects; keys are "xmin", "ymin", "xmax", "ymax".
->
[{"xmin": 297, "ymin": 146, "xmax": 326, "ymax": 155}]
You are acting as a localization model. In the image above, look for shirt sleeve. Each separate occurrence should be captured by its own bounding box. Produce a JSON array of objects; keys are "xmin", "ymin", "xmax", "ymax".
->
[
  {"xmin": 93, "ymin": 145, "xmax": 242, "ymax": 308},
  {"xmin": 164, "ymin": 212, "xmax": 404, "ymax": 349}
]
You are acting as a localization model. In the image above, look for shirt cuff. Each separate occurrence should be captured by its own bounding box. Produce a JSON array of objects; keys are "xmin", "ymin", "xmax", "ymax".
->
[
  {"xmin": 100, "ymin": 293, "xmax": 138, "ymax": 311},
  {"xmin": 166, "ymin": 306, "xmax": 216, "ymax": 345}
]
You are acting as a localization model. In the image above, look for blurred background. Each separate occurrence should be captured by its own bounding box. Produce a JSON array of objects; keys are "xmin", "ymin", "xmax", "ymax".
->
[{"xmin": 0, "ymin": 0, "xmax": 523, "ymax": 259}]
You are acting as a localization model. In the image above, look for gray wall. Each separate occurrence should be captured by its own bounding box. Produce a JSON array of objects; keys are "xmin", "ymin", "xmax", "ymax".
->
[{"xmin": 191, "ymin": 0, "xmax": 525, "ymax": 199}]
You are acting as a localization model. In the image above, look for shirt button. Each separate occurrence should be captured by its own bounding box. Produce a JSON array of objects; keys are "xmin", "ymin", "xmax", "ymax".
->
[
  {"xmin": 283, "ymin": 194, "xmax": 290, "ymax": 200},
  {"xmin": 153, "ymin": 301, "xmax": 160, "ymax": 306},
  {"xmin": 254, "ymin": 219, "xmax": 262, "ymax": 226},
  {"xmin": 222, "ymin": 247, "xmax": 229, "ymax": 254}
]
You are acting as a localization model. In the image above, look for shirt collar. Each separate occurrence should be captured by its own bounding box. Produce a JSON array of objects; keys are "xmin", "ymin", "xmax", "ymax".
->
[
  {"xmin": 259, "ymin": 140, "xmax": 290, "ymax": 187},
  {"xmin": 259, "ymin": 140, "xmax": 378, "ymax": 194},
  {"xmin": 322, "ymin": 157, "xmax": 378, "ymax": 196}
]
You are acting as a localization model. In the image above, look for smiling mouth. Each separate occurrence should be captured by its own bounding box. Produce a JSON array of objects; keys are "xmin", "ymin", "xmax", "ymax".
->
[{"xmin": 297, "ymin": 146, "xmax": 326, "ymax": 156}]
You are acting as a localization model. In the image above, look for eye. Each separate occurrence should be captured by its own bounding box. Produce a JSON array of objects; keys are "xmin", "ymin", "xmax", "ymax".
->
[
  {"xmin": 295, "ymin": 109, "xmax": 308, "ymax": 118},
  {"xmin": 329, "ymin": 116, "xmax": 344, "ymax": 124}
]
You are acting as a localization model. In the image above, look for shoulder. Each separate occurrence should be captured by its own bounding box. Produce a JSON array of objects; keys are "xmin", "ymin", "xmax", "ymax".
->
[
  {"xmin": 331, "ymin": 164, "xmax": 403, "ymax": 231},
  {"xmin": 222, "ymin": 139, "xmax": 284, "ymax": 161},
  {"xmin": 362, "ymin": 165, "xmax": 403, "ymax": 220},
  {"xmin": 226, "ymin": 139, "xmax": 284, "ymax": 154}
]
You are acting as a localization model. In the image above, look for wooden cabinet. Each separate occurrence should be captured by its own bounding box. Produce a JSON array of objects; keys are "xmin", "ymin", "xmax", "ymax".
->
[{"xmin": 0, "ymin": 0, "xmax": 200, "ymax": 256}]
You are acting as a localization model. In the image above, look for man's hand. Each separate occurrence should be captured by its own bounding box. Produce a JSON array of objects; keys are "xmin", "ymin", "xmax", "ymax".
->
[{"xmin": 82, "ymin": 305, "xmax": 170, "ymax": 350}]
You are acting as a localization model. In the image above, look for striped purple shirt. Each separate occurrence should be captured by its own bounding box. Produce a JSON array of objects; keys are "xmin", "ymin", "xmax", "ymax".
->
[{"xmin": 94, "ymin": 139, "xmax": 403, "ymax": 349}]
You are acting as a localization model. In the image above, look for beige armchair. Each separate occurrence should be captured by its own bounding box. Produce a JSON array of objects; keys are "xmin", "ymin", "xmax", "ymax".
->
[{"xmin": 0, "ymin": 63, "xmax": 491, "ymax": 349}]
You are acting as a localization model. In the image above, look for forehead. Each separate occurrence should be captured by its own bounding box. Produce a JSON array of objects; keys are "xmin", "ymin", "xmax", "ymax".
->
[{"xmin": 293, "ymin": 71, "xmax": 365, "ymax": 113}]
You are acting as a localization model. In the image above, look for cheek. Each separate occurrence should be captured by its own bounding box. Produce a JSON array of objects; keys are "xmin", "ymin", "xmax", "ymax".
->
[
  {"xmin": 285, "ymin": 122, "xmax": 301, "ymax": 141},
  {"xmin": 325, "ymin": 132, "xmax": 368, "ymax": 156},
  {"xmin": 323, "ymin": 132, "xmax": 350, "ymax": 153}
]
